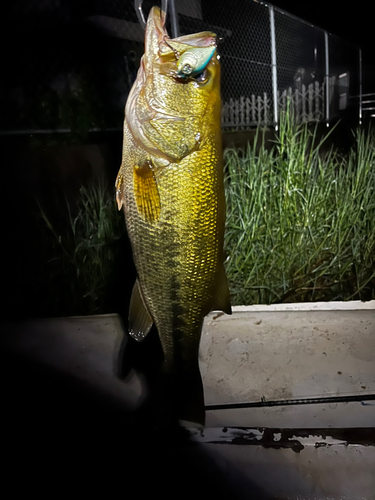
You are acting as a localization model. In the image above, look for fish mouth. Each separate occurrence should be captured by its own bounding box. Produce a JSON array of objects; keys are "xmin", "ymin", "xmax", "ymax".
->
[
  {"xmin": 125, "ymin": 7, "xmax": 219, "ymax": 163},
  {"xmin": 145, "ymin": 6, "xmax": 217, "ymax": 67},
  {"xmin": 145, "ymin": 7, "xmax": 168, "ymax": 64}
]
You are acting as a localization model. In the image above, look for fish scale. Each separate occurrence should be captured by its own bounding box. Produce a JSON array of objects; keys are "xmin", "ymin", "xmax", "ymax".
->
[
  {"xmin": 116, "ymin": 7, "xmax": 231, "ymax": 425},
  {"xmin": 131, "ymin": 141, "xmax": 218, "ymax": 347}
]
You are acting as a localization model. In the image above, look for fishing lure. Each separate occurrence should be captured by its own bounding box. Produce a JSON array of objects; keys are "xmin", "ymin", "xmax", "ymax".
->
[{"xmin": 176, "ymin": 46, "xmax": 216, "ymax": 79}]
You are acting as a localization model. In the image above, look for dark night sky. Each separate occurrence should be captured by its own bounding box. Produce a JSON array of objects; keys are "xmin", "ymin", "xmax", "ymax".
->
[
  {"xmin": 270, "ymin": 0, "xmax": 374, "ymax": 90},
  {"xmin": 271, "ymin": 0, "xmax": 371, "ymax": 58}
]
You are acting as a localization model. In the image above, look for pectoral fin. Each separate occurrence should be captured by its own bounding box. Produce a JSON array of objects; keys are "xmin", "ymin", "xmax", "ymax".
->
[
  {"xmin": 134, "ymin": 160, "xmax": 161, "ymax": 223},
  {"xmin": 210, "ymin": 263, "xmax": 232, "ymax": 315},
  {"xmin": 115, "ymin": 171, "xmax": 125, "ymax": 210},
  {"xmin": 128, "ymin": 279, "xmax": 154, "ymax": 342}
]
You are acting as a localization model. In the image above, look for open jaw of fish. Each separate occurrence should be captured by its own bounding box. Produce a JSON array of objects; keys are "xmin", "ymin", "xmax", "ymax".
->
[{"xmin": 116, "ymin": 6, "xmax": 231, "ymax": 426}]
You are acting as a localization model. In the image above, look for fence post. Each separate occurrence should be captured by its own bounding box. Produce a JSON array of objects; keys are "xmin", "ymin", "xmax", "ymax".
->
[
  {"xmin": 251, "ymin": 94, "xmax": 256, "ymax": 123},
  {"xmin": 257, "ymin": 95, "xmax": 262, "ymax": 124},
  {"xmin": 240, "ymin": 96, "xmax": 245, "ymax": 125},
  {"xmin": 324, "ymin": 31, "xmax": 330, "ymax": 126},
  {"xmin": 269, "ymin": 5, "xmax": 278, "ymax": 129},
  {"xmin": 229, "ymin": 98, "xmax": 234, "ymax": 126},
  {"xmin": 264, "ymin": 92, "xmax": 268, "ymax": 124},
  {"xmin": 294, "ymin": 87, "xmax": 300, "ymax": 122},
  {"xmin": 359, "ymin": 47, "xmax": 363, "ymax": 125},
  {"xmin": 281, "ymin": 89, "xmax": 286, "ymax": 111},
  {"xmin": 307, "ymin": 83, "xmax": 313, "ymax": 121},
  {"xmin": 314, "ymin": 81, "xmax": 320, "ymax": 120},
  {"xmin": 245, "ymin": 97, "xmax": 251, "ymax": 125},
  {"xmin": 302, "ymin": 84, "xmax": 306, "ymax": 122}
]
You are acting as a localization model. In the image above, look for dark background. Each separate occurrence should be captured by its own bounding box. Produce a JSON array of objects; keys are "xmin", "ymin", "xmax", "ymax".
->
[
  {"xmin": 272, "ymin": 0, "xmax": 375, "ymax": 91},
  {"xmin": 1, "ymin": 4, "xmax": 373, "ymax": 492}
]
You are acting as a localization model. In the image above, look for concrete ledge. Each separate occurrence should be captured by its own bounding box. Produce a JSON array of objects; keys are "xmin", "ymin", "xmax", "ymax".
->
[
  {"xmin": 201, "ymin": 304, "xmax": 375, "ymax": 428},
  {"xmin": 1, "ymin": 303, "xmax": 374, "ymax": 498},
  {"xmin": 232, "ymin": 299, "xmax": 375, "ymax": 311}
]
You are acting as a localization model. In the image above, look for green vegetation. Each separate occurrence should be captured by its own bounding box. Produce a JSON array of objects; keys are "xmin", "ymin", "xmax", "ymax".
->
[
  {"xmin": 36, "ymin": 116, "xmax": 375, "ymax": 315},
  {"xmin": 224, "ymin": 115, "xmax": 375, "ymax": 305},
  {"xmin": 38, "ymin": 182, "xmax": 125, "ymax": 315}
]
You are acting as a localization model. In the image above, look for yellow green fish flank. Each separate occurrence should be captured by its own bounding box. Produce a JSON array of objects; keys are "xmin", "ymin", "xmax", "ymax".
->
[{"xmin": 116, "ymin": 6, "xmax": 231, "ymax": 425}]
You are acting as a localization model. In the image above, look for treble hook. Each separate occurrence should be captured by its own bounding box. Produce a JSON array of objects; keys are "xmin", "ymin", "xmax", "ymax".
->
[{"xmin": 134, "ymin": 0, "xmax": 168, "ymax": 30}]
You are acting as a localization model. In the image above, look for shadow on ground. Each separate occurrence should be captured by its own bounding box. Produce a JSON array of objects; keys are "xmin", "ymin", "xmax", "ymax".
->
[{"xmin": 1, "ymin": 332, "xmax": 271, "ymax": 499}]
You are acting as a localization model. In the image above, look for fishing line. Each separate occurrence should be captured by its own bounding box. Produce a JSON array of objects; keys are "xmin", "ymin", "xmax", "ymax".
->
[{"xmin": 135, "ymin": 0, "xmax": 169, "ymax": 30}]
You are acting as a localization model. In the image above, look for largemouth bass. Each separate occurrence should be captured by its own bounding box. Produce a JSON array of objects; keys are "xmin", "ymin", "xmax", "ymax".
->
[{"xmin": 116, "ymin": 6, "xmax": 231, "ymax": 426}]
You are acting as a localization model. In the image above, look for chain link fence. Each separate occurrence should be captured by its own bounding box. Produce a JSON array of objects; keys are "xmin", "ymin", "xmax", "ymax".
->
[{"xmin": 1, "ymin": 0, "xmax": 361, "ymax": 134}]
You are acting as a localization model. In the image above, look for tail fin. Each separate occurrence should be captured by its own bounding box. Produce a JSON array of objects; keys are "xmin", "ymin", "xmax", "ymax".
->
[
  {"xmin": 166, "ymin": 363, "xmax": 205, "ymax": 427},
  {"xmin": 148, "ymin": 362, "xmax": 205, "ymax": 431}
]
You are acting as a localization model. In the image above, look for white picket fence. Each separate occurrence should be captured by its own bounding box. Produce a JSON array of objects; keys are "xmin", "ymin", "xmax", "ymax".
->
[{"xmin": 222, "ymin": 79, "xmax": 336, "ymax": 129}]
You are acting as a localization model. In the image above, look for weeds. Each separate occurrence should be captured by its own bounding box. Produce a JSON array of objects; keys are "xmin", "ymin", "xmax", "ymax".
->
[
  {"xmin": 38, "ymin": 181, "xmax": 125, "ymax": 315},
  {"xmin": 37, "ymin": 115, "xmax": 375, "ymax": 313},
  {"xmin": 224, "ymin": 114, "xmax": 375, "ymax": 305}
]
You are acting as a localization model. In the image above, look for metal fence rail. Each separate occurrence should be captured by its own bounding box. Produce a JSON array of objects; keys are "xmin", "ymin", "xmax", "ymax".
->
[{"xmin": 1, "ymin": 0, "xmax": 361, "ymax": 133}]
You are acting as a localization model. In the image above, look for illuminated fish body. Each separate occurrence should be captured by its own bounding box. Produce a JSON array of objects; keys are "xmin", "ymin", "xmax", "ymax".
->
[{"xmin": 115, "ymin": 6, "xmax": 231, "ymax": 426}]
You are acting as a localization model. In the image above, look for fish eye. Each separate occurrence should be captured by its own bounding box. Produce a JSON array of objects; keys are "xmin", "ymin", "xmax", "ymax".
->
[
  {"xmin": 181, "ymin": 63, "xmax": 193, "ymax": 76},
  {"xmin": 195, "ymin": 69, "xmax": 208, "ymax": 83}
]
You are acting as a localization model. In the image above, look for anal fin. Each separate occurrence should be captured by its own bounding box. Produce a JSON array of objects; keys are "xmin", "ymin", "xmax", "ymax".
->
[
  {"xmin": 128, "ymin": 279, "xmax": 154, "ymax": 341},
  {"xmin": 211, "ymin": 263, "xmax": 232, "ymax": 315}
]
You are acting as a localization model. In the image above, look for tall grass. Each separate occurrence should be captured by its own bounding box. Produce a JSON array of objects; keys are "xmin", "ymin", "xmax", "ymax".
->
[
  {"xmin": 36, "ymin": 117, "xmax": 375, "ymax": 315},
  {"xmin": 224, "ymin": 115, "xmax": 375, "ymax": 305},
  {"xmin": 39, "ymin": 181, "xmax": 125, "ymax": 315}
]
